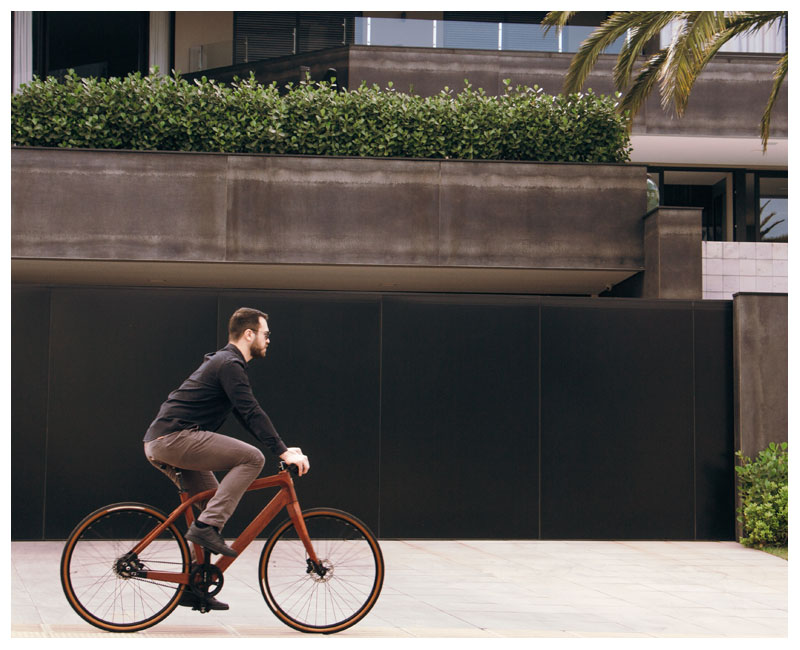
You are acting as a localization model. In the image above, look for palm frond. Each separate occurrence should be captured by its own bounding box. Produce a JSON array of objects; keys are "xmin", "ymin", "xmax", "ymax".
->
[
  {"xmin": 761, "ymin": 52, "xmax": 787, "ymax": 151},
  {"xmin": 552, "ymin": 10, "xmax": 788, "ymax": 137},
  {"xmin": 723, "ymin": 11, "xmax": 787, "ymax": 35},
  {"xmin": 541, "ymin": 11, "xmax": 576, "ymax": 35},
  {"xmin": 659, "ymin": 11, "xmax": 728, "ymax": 116},
  {"xmin": 613, "ymin": 12, "xmax": 679, "ymax": 90},
  {"xmin": 700, "ymin": 11, "xmax": 787, "ymax": 65},
  {"xmin": 619, "ymin": 50, "xmax": 668, "ymax": 129},
  {"xmin": 563, "ymin": 12, "xmax": 660, "ymax": 94}
]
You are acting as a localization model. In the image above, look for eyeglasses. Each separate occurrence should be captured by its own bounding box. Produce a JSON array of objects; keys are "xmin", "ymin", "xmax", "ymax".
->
[{"xmin": 251, "ymin": 328, "xmax": 270, "ymax": 339}]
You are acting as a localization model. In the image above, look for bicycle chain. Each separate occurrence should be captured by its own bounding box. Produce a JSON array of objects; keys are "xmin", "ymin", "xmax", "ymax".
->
[
  {"xmin": 127, "ymin": 575, "xmax": 183, "ymax": 590},
  {"xmin": 122, "ymin": 560, "xmax": 186, "ymax": 590}
]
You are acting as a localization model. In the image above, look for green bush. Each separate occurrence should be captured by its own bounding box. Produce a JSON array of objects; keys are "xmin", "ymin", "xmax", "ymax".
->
[
  {"xmin": 735, "ymin": 442, "xmax": 788, "ymax": 548},
  {"xmin": 11, "ymin": 70, "xmax": 632, "ymax": 163}
]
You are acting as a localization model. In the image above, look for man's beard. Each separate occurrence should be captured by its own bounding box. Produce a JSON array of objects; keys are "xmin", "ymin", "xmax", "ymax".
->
[{"xmin": 250, "ymin": 340, "xmax": 267, "ymax": 358}]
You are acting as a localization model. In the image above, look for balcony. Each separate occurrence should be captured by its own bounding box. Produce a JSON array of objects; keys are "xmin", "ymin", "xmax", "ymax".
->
[
  {"xmin": 11, "ymin": 147, "xmax": 651, "ymax": 296},
  {"xmin": 353, "ymin": 17, "xmax": 626, "ymax": 54}
]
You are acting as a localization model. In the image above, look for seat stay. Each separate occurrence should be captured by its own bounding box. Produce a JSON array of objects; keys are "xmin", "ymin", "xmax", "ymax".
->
[{"xmin": 130, "ymin": 497, "xmax": 198, "ymax": 557}]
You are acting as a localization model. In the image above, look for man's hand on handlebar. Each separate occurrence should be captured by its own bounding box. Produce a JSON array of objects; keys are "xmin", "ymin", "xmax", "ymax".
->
[{"xmin": 280, "ymin": 447, "xmax": 310, "ymax": 476}]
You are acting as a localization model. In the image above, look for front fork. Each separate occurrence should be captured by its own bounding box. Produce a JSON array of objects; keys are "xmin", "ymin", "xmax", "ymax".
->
[
  {"xmin": 285, "ymin": 500, "xmax": 324, "ymax": 575},
  {"xmin": 307, "ymin": 557, "xmax": 329, "ymax": 578}
]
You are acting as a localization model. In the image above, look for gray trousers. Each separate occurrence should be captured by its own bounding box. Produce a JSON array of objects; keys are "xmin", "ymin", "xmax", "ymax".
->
[{"xmin": 144, "ymin": 429, "xmax": 265, "ymax": 531}]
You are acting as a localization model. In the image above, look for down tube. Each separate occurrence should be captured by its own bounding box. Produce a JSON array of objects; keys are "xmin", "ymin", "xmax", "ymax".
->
[{"xmin": 215, "ymin": 490, "xmax": 292, "ymax": 572}]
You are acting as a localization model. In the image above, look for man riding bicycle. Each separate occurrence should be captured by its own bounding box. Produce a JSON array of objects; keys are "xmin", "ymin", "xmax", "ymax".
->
[{"xmin": 143, "ymin": 307, "xmax": 309, "ymax": 611}]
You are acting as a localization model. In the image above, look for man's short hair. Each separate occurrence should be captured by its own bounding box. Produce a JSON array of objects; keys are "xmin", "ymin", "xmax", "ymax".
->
[{"xmin": 229, "ymin": 307, "xmax": 268, "ymax": 341}]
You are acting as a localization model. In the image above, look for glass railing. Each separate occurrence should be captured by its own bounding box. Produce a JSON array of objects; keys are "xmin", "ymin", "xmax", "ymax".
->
[
  {"xmin": 660, "ymin": 19, "xmax": 786, "ymax": 54},
  {"xmin": 354, "ymin": 16, "xmax": 626, "ymax": 54}
]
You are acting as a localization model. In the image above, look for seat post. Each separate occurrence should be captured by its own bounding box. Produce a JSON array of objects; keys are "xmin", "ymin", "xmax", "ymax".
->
[
  {"xmin": 157, "ymin": 462, "xmax": 187, "ymax": 495},
  {"xmin": 173, "ymin": 468, "xmax": 187, "ymax": 494}
]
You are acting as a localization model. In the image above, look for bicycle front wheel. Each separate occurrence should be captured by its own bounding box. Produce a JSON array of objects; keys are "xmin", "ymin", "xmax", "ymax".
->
[
  {"xmin": 259, "ymin": 508, "xmax": 384, "ymax": 634},
  {"xmin": 60, "ymin": 502, "xmax": 190, "ymax": 632}
]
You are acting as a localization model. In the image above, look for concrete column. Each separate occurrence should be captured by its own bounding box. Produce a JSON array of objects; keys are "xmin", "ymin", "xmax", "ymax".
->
[
  {"xmin": 642, "ymin": 207, "xmax": 703, "ymax": 299},
  {"xmin": 149, "ymin": 11, "xmax": 172, "ymax": 75},
  {"xmin": 732, "ymin": 292, "xmax": 788, "ymax": 458},
  {"xmin": 13, "ymin": 11, "xmax": 33, "ymax": 93}
]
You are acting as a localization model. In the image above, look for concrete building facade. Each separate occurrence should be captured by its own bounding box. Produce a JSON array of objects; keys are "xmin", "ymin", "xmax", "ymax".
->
[{"xmin": 10, "ymin": 11, "xmax": 788, "ymax": 541}]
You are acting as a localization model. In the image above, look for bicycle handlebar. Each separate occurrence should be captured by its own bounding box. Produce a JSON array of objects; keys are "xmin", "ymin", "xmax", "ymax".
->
[{"xmin": 279, "ymin": 461, "xmax": 300, "ymax": 477}]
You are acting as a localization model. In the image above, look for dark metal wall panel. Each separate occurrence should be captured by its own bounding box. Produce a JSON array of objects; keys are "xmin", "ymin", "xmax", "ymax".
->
[
  {"xmin": 379, "ymin": 295, "xmax": 540, "ymax": 538},
  {"xmin": 44, "ymin": 288, "xmax": 219, "ymax": 538},
  {"xmin": 540, "ymin": 300, "xmax": 696, "ymax": 539},
  {"xmin": 693, "ymin": 301, "xmax": 735, "ymax": 539},
  {"xmin": 215, "ymin": 292, "xmax": 382, "ymax": 537},
  {"xmin": 11, "ymin": 287, "xmax": 51, "ymax": 539},
  {"xmin": 11, "ymin": 286, "xmax": 734, "ymax": 540}
]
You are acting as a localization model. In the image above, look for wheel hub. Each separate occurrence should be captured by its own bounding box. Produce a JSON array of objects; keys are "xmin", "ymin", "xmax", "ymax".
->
[
  {"xmin": 114, "ymin": 553, "xmax": 142, "ymax": 579},
  {"xmin": 307, "ymin": 558, "xmax": 334, "ymax": 583}
]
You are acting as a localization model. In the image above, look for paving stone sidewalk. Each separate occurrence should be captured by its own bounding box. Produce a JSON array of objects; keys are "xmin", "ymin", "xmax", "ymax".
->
[{"xmin": 11, "ymin": 539, "xmax": 788, "ymax": 638}]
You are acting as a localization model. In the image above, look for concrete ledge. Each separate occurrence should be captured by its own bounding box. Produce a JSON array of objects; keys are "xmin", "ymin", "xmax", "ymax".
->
[
  {"xmin": 12, "ymin": 148, "xmax": 229, "ymax": 260},
  {"xmin": 12, "ymin": 148, "xmax": 647, "ymax": 293},
  {"xmin": 10, "ymin": 258, "xmax": 640, "ymax": 295}
]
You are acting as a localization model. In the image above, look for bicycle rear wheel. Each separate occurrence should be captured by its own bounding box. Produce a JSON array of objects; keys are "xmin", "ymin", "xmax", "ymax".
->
[
  {"xmin": 259, "ymin": 508, "xmax": 384, "ymax": 633},
  {"xmin": 60, "ymin": 502, "xmax": 190, "ymax": 632}
]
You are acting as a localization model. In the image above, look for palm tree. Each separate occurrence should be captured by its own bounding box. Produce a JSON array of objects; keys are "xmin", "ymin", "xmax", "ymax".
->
[
  {"xmin": 542, "ymin": 11, "xmax": 787, "ymax": 150},
  {"xmin": 759, "ymin": 199, "xmax": 787, "ymax": 242}
]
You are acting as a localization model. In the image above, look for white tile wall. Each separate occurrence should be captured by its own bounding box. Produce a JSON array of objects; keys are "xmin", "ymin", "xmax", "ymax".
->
[{"xmin": 702, "ymin": 242, "xmax": 788, "ymax": 300}]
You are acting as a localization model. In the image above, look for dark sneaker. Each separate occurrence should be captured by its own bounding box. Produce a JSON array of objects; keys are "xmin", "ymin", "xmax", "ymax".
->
[
  {"xmin": 179, "ymin": 591, "xmax": 229, "ymax": 611},
  {"xmin": 186, "ymin": 522, "xmax": 238, "ymax": 557}
]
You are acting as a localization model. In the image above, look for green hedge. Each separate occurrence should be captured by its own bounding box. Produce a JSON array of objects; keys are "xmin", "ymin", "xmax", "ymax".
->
[
  {"xmin": 11, "ymin": 71, "xmax": 632, "ymax": 163},
  {"xmin": 735, "ymin": 442, "xmax": 788, "ymax": 548}
]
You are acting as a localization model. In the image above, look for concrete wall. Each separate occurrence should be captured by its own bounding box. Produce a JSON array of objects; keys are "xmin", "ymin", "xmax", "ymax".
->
[
  {"xmin": 11, "ymin": 148, "xmax": 647, "ymax": 276},
  {"xmin": 642, "ymin": 207, "xmax": 703, "ymax": 299},
  {"xmin": 732, "ymin": 293, "xmax": 788, "ymax": 459}
]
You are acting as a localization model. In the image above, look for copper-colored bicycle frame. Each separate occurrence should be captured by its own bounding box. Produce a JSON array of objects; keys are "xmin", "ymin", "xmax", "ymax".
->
[{"xmin": 132, "ymin": 468, "xmax": 320, "ymax": 586}]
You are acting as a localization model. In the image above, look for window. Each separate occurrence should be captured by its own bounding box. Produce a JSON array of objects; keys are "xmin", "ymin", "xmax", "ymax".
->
[
  {"xmin": 233, "ymin": 12, "xmax": 355, "ymax": 63},
  {"xmin": 650, "ymin": 167, "xmax": 788, "ymax": 243},
  {"xmin": 758, "ymin": 174, "xmax": 788, "ymax": 242},
  {"xmin": 33, "ymin": 11, "xmax": 148, "ymax": 79},
  {"xmin": 657, "ymin": 169, "xmax": 729, "ymax": 242}
]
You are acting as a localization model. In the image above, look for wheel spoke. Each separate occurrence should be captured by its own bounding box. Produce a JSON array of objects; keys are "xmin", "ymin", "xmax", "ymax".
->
[
  {"xmin": 61, "ymin": 505, "xmax": 188, "ymax": 631},
  {"xmin": 260, "ymin": 510, "xmax": 383, "ymax": 633}
]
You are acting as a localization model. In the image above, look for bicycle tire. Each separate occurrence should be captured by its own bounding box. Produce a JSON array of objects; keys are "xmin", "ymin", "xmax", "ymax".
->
[
  {"xmin": 258, "ymin": 507, "xmax": 384, "ymax": 634},
  {"xmin": 60, "ymin": 502, "xmax": 190, "ymax": 632}
]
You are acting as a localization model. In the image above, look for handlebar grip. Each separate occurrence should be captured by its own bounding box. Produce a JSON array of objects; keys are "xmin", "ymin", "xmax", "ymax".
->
[{"xmin": 279, "ymin": 461, "xmax": 300, "ymax": 476}]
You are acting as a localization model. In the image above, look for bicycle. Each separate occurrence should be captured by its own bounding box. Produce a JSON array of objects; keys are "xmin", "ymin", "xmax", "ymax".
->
[{"xmin": 60, "ymin": 462, "xmax": 384, "ymax": 634}]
